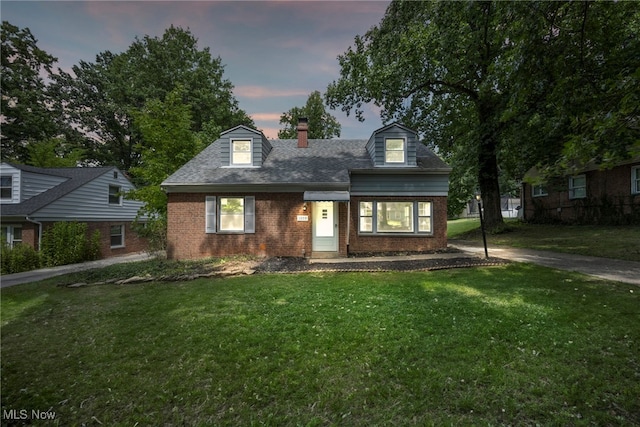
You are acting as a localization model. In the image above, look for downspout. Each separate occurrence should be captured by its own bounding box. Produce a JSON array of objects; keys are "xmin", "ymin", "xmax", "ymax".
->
[{"xmin": 25, "ymin": 217, "xmax": 43, "ymax": 251}]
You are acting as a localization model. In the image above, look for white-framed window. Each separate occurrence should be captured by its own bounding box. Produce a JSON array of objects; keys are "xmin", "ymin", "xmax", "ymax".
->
[
  {"xmin": 110, "ymin": 225, "xmax": 124, "ymax": 248},
  {"xmin": 1, "ymin": 225, "xmax": 22, "ymax": 248},
  {"xmin": 231, "ymin": 139, "xmax": 252, "ymax": 165},
  {"xmin": 1, "ymin": 176, "xmax": 13, "ymax": 200},
  {"xmin": 108, "ymin": 185, "xmax": 122, "ymax": 205},
  {"xmin": 359, "ymin": 200, "xmax": 432, "ymax": 235},
  {"xmin": 205, "ymin": 196, "xmax": 255, "ymax": 234},
  {"xmin": 532, "ymin": 184, "xmax": 547, "ymax": 197},
  {"xmin": 384, "ymin": 138, "xmax": 406, "ymax": 164},
  {"xmin": 632, "ymin": 166, "xmax": 640, "ymax": 195},
  {"xmin": 569, "ymin": 175, "xmax": 586, "ymax": 199}
]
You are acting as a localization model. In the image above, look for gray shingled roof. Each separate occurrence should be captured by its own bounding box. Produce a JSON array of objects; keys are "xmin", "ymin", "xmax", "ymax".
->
[
  {"xmin": 162, "ymin": 139, "xmax": 450, "ymax": 187},
  {"xmin": 1, "ymin": 164, "xmax": 114, "ymax": 216}
]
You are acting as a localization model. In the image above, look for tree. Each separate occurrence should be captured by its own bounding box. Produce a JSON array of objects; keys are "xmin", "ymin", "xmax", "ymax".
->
[
  {"xmin": 326, "ymin": 1, "xmax": 639, "ymax": 228},
  {"xmin": 51, "ymin": 26, "xmax": 253, "ymax": 172},
  {"xmin": 128, "ymin": 87, "xmax": 203, "ymax": 217},
  {"xmin": 1, "ymin": 21, "xmax": 61, "ymax": 162},
  {"xmin": 278, "ymin": 91, "xmax": 341, "ymax": 139},
  {"xmin": 27, "ymin": 137, "xmax": 85, "ymax": 168}
]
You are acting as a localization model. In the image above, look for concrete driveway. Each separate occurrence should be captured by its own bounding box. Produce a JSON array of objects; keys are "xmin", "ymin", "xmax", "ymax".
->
[
  {"xmin": 0, "ymin": 252, "xmax": 155, "ymax": 288},
  {"xmin": 450, "ymin": 241, "xmax": 640, "ymax": 286}
]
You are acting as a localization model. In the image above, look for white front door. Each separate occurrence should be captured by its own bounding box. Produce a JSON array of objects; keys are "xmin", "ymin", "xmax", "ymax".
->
[{"xmin": 312, "ymin": 201, "xmax": 338, "ymax": 252}]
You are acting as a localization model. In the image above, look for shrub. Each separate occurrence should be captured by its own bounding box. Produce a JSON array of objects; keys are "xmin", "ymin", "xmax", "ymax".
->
[
  {"xmin": 40, "ymin": 222, "xmax": 101, "ymax": 267},
  {"xmin": 0, "ymin": 241, "xmax": 42, "ymax": 274}
]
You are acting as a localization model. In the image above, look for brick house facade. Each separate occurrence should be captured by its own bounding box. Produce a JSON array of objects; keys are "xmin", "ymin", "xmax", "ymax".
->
[
  {"xmin": 162, "ymin": 122, "xmax": 451, "ymax": 260},
  {"xmin": 521, "ymin": 159, "xmax": 640, "ymax": 224}
]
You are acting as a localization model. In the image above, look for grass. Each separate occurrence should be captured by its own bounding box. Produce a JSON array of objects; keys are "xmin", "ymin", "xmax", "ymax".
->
[
  {"xmin": 448, "ymin": 218, "xmax": 640, "ymax": 262},
  {"xmin": 2, "ymin": 266, "xmax": 639, "ymax": 426}
]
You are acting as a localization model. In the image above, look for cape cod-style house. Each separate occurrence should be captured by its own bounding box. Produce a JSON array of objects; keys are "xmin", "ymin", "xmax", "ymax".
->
[{"xmin": 161, "ymin": 120, "xmax": 451, "ymax": 259}]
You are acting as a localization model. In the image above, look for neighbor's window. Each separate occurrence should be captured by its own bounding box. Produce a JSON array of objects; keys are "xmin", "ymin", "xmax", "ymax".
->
[
  {"xmin": 232, "ymin": 139, "xmax": 252, "ymax": 165},
  {"xmin": 359, "ymin": 201, "xmax": 432, "ymax": 235},
  {"xmin": 384, "ymin": 138, "xmax": 405, "ymax": 164},
  {"xmin": 532, "ymin": 184, "xmax": 547, "ymax": 197},
  {"xmin": 1, "ymin": 225, "xmax": 22, "ymax": 248},
  {"xmin": 632, "ymin": 166, "xmax": 640, "ymax": 195},
  {"xmin": 108, "ymin": 185, "xmax": 122, "ymax": 205},
  {"xmin": 1, "ymin": 176, "xmax": 12, "ymax": 200},
  {"xmin": 569, "ymin": 175, "xmax": 586, "ymax": 199},
  {"xmin": 110, "ymin": 225, "xmax": 124, "ymax": 248},
  {"xmin": 205, "ymin": 196, "xmax": 255, "ymax": 234}
]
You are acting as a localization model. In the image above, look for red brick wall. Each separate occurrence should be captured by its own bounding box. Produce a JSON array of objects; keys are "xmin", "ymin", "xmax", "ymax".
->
[
  {"xmin": 167, "ymin": 192, "xmax": 312, "ymax": 260},
  {"xmin": 167, "ymin": 193, "xmax": 449, "ymax": 260},
  {"xmin": 523, "ymin": 162, "xmax": 640, "ymax": 223},
  {"xmin": 348, "ymin": 196, "xmax": 448, "ymax": 254}
]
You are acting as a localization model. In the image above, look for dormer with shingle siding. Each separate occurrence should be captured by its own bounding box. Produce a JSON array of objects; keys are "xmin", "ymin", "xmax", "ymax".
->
[
  {"xmin": 220, "ymin": 125, "xmax": 272, "ymax": 168},
  {"xmin": 365, "ymin": 122, "xmax": 418, "ymax": 167}
]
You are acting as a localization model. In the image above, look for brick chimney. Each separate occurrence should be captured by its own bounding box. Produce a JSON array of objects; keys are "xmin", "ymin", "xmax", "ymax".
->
[{"xmin": 297, "ymin": 117, "xmax": 308, "ymax": 148}]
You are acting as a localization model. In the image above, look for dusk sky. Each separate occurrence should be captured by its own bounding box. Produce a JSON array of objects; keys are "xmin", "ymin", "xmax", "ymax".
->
[{"xmin": 3, "ymin": 1, "xmax": 391, "ymax": 139}]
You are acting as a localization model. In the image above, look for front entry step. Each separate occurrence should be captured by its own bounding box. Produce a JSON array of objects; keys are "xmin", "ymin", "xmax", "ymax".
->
[{"xmin": 310, "ymin": 252, "xmax": 341, "ymax": 259}]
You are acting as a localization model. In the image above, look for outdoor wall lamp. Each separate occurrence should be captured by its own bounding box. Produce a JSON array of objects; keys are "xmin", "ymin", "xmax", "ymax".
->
[
  {"xmin": 476, "ymin": 194, "xmax": 489, "ymax": 258},
  {"xmin": 303, "ymin": 202, "xmax": 307, "ymax": 211}
]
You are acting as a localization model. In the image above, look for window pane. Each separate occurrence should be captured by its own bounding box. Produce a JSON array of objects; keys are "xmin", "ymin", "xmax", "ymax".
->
[
  {"xmin": 232, "ymin": 152, "xmax": 252, "ymax": 164},
  {"xmin": 572, "ymin": 176, "xmax": 585, "ymax": 187},
  {"xmin": 220, "ymin": 197, "xmax": 244, "ymax": 231},
  {"xmin": 418, "ymin": 202, "xmax": 431, "ymax": 217},
  {"xmin": 377, "ymin": 202, "xmax": 413, "ymax": 233},
  {"xmin": 13, "ymin": 227, "xmax": 22, "ymax": 241},
  {"xmin": 419, "ymin": 218, "xmax": 431, "ymax": 233},
  {"xmin": 110, "ymin": 225, "xmax": 123, "ymax": 247},
  {"xmin": 360, "ymin": 217, "xmax": 373, "ymax": 232},
  {"xmin": 232, "ymin": 140, "xmax": 251, "ymax": 164},
  {"xmin": 109, "ymin": 186, "xmax": 121, "ymax": 204},
  {"xmin": 359, "ymin": 202, "xmax": 372, "ymax": 216},
  {"xmin": 385, "ymin": 139, "xmax": 405, "ymax": 163},
  {"xmin": 0, "ymin": 176, "xmax": 12, "ymax": 186}
]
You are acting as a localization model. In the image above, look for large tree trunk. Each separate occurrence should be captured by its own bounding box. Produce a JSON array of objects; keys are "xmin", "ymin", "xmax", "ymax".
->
[{"xmin": 477, "ymin": 101, "xmax": 504, "ymax": 231}]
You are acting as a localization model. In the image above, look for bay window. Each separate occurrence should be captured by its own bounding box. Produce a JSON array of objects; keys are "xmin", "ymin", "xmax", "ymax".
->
[{"xmin": 359, "ymin": 201, "xmax": 432, "ymax": 235}]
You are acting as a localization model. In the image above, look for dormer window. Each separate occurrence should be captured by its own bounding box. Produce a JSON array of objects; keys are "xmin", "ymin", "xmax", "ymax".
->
[
  {"xmin": 385, "ymin": 138, "xmax": 405, "ymax": 164},
  {"xmin": 232, "ymin": 139, "xmax": 252, "ymax": 165}
]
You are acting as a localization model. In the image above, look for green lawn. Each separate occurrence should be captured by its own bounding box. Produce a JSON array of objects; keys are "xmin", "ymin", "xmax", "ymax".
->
[
  {"xmin": 448, "ymin": 218, "xmax": 640, "ymax": 262},
  {"xmin": 2, "ymin": 266, "xmax": 639, "ymax": 426}
]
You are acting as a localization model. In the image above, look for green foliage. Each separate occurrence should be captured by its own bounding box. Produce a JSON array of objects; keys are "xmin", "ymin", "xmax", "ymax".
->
[
  {"xmin": 132, "ymin": 216, "xmax": 167, "ymax": 254},
  {"xmin": 326, "ymin": 1, "xmax": 639, "ymax": 229},
  {"xmin": 50, "ymin": 25, "xmax": 253, "ymax": 172},
  {"xmin": 27, "ymin": 137, "xmax": 85, "ymax": 167},
  {"xmin": 278, "ymin": 91, "xmax": 341, "ymax": 139},
  {"xmin": 0, "ymin": 242, "xmax": 42, "ymax": 274},
  {"xmin": 40, "ymin": 222, "xmax": 101, "ymax": 267},
  {"xmin": 1, "ymin": 21, "xmax": 63, "ymax": 162}
]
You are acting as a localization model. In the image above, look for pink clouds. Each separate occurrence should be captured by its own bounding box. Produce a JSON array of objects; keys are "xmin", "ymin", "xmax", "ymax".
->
[{"xmin": 235, "ymin": 85, "xmax": 309, "ymax": 99}]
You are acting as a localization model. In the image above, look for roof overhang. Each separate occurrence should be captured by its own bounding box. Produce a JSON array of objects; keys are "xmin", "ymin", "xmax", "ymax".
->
[{"xmin": 303, "ymin": 191, "xmax": 350, "ymax": 202}]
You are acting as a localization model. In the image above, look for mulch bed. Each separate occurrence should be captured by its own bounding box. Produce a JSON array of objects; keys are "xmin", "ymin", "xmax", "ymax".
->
[{"xmin": 255, "ymin": 256, "xmax": 509, "ymax": 273}]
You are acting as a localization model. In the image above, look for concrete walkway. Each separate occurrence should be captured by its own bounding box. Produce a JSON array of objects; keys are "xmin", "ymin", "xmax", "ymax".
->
[
  {"xmin": 450, "ymin": 241, "xmax": 640, "ymax": 286},
  {"xmin": 0, "ymin": 252, "xmax": 155, "ymax": 288}
]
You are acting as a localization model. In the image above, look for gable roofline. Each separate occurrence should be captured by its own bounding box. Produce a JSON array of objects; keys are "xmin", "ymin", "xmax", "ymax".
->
[
  {"xmin": 372, "ymin": 122, "xmax": 418, "ymax": 137},
  {"xmin": 0, "ymin": 163, "xmax": 121, "ymax": 216},
  {"xmin": 220, "ymin": 125, "xmax": 268, "ymax": 139}
]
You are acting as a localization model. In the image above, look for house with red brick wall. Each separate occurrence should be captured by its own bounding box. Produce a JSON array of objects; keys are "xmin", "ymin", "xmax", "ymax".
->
[
  {"xmin": 161, "ymin": 121, "xmax": 451, "ymax": 260},
  {"xmin": 0, "ymin": 163, "xmax": 148, "ymax": 257},
  {"xmin": 521, "ymin": 158, "xmax": 640, "ymax": 224}
]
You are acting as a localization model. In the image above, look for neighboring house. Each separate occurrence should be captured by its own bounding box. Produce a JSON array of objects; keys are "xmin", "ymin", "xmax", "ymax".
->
[
  {"xmin": 0, "ymin": 163, "xmax": 147, "ymax": 257},
  {"xmin": 521, "ymin": 158, "xmax": 640, "ymax": 224},
  {"xmin": 161, "ymin": 121, "xmax": 451, "ymax": 260},
  {"xmin": 460, "ymin": 196, "xmax": 521, "ymax": 219}
]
